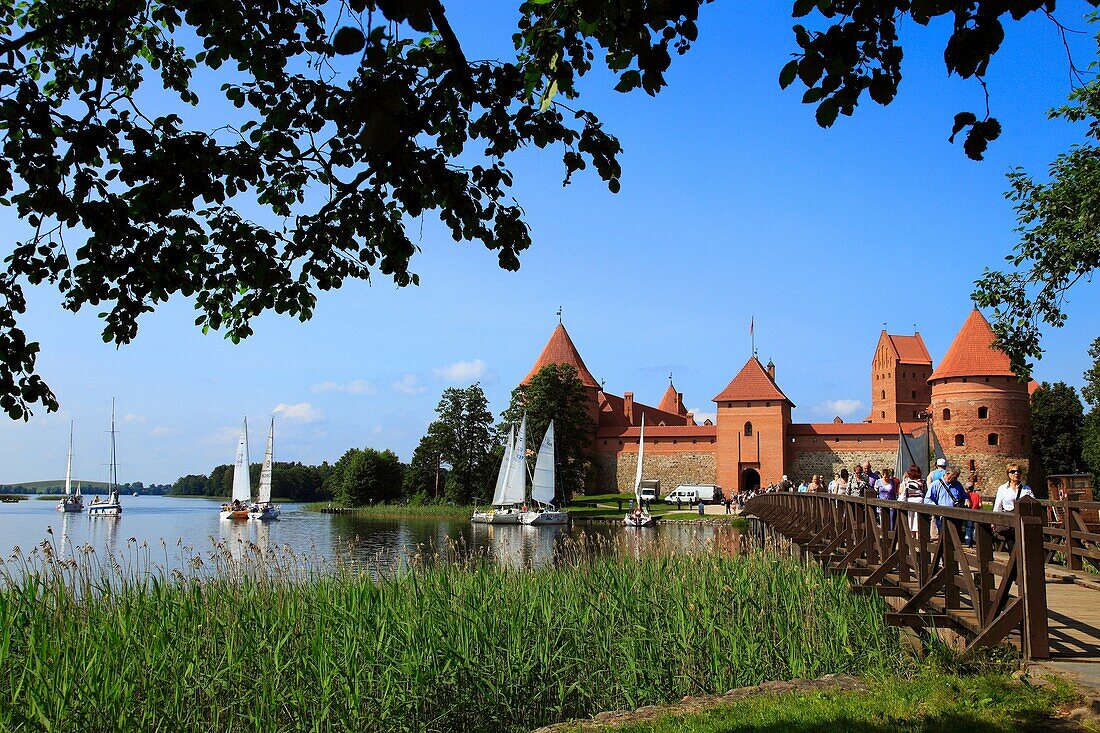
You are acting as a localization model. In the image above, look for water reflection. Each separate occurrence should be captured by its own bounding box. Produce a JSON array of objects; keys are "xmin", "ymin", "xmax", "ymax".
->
[{"xmin": 1, "ymin": 496, "xmax": 744, "ymax": 581}]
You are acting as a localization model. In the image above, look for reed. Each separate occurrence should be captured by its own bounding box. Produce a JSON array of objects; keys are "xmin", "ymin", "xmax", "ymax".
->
[
  {"xmin": 0, "ymin": 534, "xmax": 901, "ymax": 733},
  {"xmin": 303, "ymin": 502, "xmax": 474, "ymax": 520}
]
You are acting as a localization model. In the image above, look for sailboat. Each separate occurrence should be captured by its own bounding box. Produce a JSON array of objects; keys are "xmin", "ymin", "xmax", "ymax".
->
[
  {"xmin": 489, "ymin": 413, "xmax": 528, "ymax": 524},
  {"xmin": 472, "ymin": 427, "xmax": 514, "ymax": 524},
  {"xmin": 88, "ymin": 401, "xmax": 123, "ymax": 517},
  {"xmin": 623, "ymin": 415, "xmax": 655, "ymax": 527},
  {"xmin": 56, "ymin": 421, "xmax": 84, "ymax": 513},
  {"xmin": 220, "ymin": 418, "xmax": 252, "ymax": 520},
  {"xmin": 248, "ymin": 417, "xmax": 280, "ymax": 521},
  {"xmin": 521, "ymin": 420, "xmax": 568, "ymax": 525}
]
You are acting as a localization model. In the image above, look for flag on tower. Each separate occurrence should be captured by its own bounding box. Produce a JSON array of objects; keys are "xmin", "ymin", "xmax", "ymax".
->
[{"xmin": 750, "ymin": 317, "xmax": 753, "ymax": 337}]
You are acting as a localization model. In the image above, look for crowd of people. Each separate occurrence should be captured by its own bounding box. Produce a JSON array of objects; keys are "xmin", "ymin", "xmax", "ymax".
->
[{"xmin": 739, "ymin": 460, "xmax": 1035, "ymax": 548}]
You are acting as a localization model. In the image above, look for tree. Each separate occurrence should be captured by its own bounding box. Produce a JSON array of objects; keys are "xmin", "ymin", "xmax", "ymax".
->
[
  {"xmin": 2, "ymin": 0, "xmax": 1096, "ymax": 416},
  {"xmin": 170, "ymin": 473, "xmax": 209, "ymax": 496},
  {"xmin": 402, "ymin": 432, "xmax": 448, "ymax": 502},
  {"xmin": 501, "ymin": 363, "xmax": 593, "ymax": 499},
  {"xmin": 1030, "ymin": 381, "xmax": 1086, "ymax": 491},
  {"xmin": 422, "ymin": 384, "xmax": 495, "ymax": 504},
  {"xmin": 1083, "ymin": 338, "xmax": 1100, "ymax": 493},
  {"xmin": 328, "ymin": 447, "xmax": 404, "ymax": 506},
  {"xmin": 974, "ymin": 21, "xmax": 1100, "ymax": 375}
]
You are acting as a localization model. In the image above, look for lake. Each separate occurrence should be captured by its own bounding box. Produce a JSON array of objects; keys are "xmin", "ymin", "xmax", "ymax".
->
[{"xmin": 0, "ymin": 495, "xmax": 738, "ymax": 578}]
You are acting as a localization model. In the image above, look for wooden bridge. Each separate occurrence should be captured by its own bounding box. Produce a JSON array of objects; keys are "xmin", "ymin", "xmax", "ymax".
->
[{"xmin": 743, "ymin": 491, "xmax": 1100, "ymax": 661}]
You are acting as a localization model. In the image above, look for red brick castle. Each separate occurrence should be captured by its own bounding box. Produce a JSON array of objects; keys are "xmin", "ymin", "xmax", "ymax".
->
[{"xmin": 521, "ymin": 309, "xmax": 1032, "ymax": 494}]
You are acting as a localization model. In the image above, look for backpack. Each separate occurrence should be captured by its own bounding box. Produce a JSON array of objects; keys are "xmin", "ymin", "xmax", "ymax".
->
[{"xmin": 902, "ymin": 478, "xmax": 924, "ymax": 499}]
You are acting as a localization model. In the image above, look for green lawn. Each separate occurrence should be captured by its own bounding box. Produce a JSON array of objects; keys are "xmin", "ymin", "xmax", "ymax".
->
[{"xmin": 580, "ymin": 670, "xmax": 1091, "ymax": 733}]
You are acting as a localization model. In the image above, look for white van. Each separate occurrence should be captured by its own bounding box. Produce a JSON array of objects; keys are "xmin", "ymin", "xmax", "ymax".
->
[{"xmin": 665, "ymin": 484, "xmax": 720, "ymax": 504}]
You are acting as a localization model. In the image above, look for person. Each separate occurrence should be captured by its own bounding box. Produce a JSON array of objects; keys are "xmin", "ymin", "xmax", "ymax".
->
[
  {"xmin": 779, "ymin": 475, "xmax": 793, "ymax": 492},
  {"xmin": 901, "ymin": 464, "xmax": 926, "ymax": 534},
  {"xmin": 697, "ymin": 498, "xmax": 705, "ymax": 516},
  {"xmin": 864, "ymin": 461, "xmax": 880, "ymax": 490},
  {"xmin": 827, "ymin": 473, "xmax": 839, "ymax": 493},
  {"xmin": 848, "ymin": 464, "xmax": 869, "ymax": 498},
  {"xmin": 964, "ymin": 473, "xmax": 982, "ymax": 548},
  {"xmin": 797, "ymin": 480, "xmax": 809, "ymax": 493},
  {"xmin": 929, "ymin": 458, "xmax": 947, "ymax": 487},
  {"xmin": 724, "ymin": 495, "xmax": 732, "ymax": 514},
  {"xmin": 835, "ymin": 469, "xmax": 849, "ymax": 496},
  {"xmin": 676, "ymin": 496, "xmax": 682, "ymax": 510},
  {"xmin": 993, "ymin": 464, "xmax": 1035, "ymax": 513},
  {"xmin": 809, "ymin": 475, "xmax": 823, "ymax": 493},
  {"xmin": 924, "ymin": 465, "xmax": 967, "ymax": 533},
  {"xmin": 874, "ymin": 468, "xmax": 898, "ymax": 528}
]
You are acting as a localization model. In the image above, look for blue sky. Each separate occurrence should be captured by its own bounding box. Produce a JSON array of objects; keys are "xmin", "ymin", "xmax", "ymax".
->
[{"xmin": 2, "ymin": 2, "xmax": 1099, "ymax": 485}]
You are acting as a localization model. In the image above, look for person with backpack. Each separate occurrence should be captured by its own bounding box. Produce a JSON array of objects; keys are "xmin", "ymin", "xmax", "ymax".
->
[
  {"xmin": 993, "ymin": 464, "xmax": 1034, "ymax": 513},
  {"xmin": 901, "ymin": 464, "xmax": 926, "ymax": 534},
  {"xmin": 847, "ymin": 464, "xmax": 869, "ymax": 498},
  {"xmin": 924, "ymin": 465, "xmax": 967, "ymax": 533}
]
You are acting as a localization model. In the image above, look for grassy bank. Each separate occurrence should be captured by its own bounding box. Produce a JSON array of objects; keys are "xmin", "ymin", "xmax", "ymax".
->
[
  {"xmin": 1, "ymin": 538, "xmax": 901, "ymax": 733},
  {"xmin": 591, "ymin": 669, "xmax": 1087, "ymax": 732},
  {"xmin": 301, "ymin": 501, "xmax": 474, "ymax": 519}
]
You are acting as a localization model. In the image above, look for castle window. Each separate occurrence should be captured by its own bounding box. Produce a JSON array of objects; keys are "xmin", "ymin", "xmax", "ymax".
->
[
  {"xmin": 766, "ymin": 402, "xmax": 771, "ymax": 407},
  {"xmin": 744, "ymin": 421, "xmax": 753, "ymax": 437},
  {"xmin": 911, "ymin": 390, "xmax": 917, "ymax": 399},
  {"xmin": 603, "ymin": 440, "xmax": 608, "ymax": 446},
  {"xmin": 942, "ymin": 408, "xmax": 951, "ymax": 421},
  {"xmin": 881, "ymin": 411, "xmax": 885, "ymax": 418},
  {"xmin": 969, "ymin": 459, "xmax": 976, "ymax": 472},
  {"xmin": 834, "ymin": 438, "xmax": 840, "ymax": 443},
  {"xmin": 954, "ymin": 434, "xmax": 965, "ymax": 447},
  {"xmin": 988, "ymin": 433, "xmax": 999, "ymax": 446},
  {"xmin": 978, "ymin": 406, "xmax": 988, "ymax": 419},
  {"xmin": 881, "ymin": 389, "xmax": 886, "ymax": 399}
]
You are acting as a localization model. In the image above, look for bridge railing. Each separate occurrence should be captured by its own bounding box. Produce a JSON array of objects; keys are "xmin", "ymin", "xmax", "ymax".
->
[
  {"xmin": 743, "ymin": 491, "xmax": 1049, "ymax": 659},
  {"xmin": 1041, "ymin": 497, "xmax": 1100, "ymax": 572}
]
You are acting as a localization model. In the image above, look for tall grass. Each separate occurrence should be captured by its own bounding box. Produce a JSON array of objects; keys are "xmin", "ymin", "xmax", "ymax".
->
[
  {"xmin": 303, "ymin": 502, "xmax": 474, "ymax": 520},
  {"xmin": 0, "ymin": 534, "xmax": 901, "ymax": 733}
]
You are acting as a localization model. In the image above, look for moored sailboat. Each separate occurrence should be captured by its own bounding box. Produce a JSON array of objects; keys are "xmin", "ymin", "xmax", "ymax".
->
[
  {"xmin": 472, "ymin": 427, "xmax": 514, "ymax": 524},
  {"xmin": 248, "ymin": 417, "xmax": 280, "ymax": 521},
  {"xmin": 56, "ymin": 421, "xmax": 83, "ymax": 513},
  {"xmin": 521, "ymin": 421, "xmax": 568, "ymax": 525},
  {"xmin": 88, "ymin": 401, "xmax": 123, "ymax": 517},
  {"xmin": 623, "ymin": 415, "xmax": 655, "ymax": 527},
  {"xmin": 56, "ymin": 420, "xmax": 83, "ymax": 510},
  {"xmin": 488, "ymin": 413, "xmax": 528, "ymax": 524},
  {"xmin": 220, "ymin": 418, "xmax": 252, "ymax": 520}
]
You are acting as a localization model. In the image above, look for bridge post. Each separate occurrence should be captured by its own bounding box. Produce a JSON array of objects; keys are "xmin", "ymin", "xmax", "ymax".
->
[{"xmin": 1017, "ymin": 497, "xmax": 1050, "ymax": 660}]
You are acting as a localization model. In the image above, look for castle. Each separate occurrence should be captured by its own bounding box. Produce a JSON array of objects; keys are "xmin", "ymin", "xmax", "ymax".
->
[{"xmin": 521, "ymin": 309, "xmax": 1033, "ymax": 493}]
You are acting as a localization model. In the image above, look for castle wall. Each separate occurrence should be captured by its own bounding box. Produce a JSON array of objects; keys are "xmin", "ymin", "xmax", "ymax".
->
[
  {"xmin": 787, "ymin": 448, "xmax": 900, "ymax": 484},
  {"xmin": 597, "ymin": 450, "xmax": 718, "ymax": 493}
]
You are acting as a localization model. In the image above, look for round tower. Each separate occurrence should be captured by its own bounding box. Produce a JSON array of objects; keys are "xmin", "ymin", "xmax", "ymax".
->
[{"xmin": 929, "ymin": 309, "xmax": 1031, "ymax": 488}]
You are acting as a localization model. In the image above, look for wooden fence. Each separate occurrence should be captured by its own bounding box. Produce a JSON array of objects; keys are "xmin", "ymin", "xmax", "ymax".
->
[{"xmin": 743, "ymin": 492, "xmax": 1050, "ymax": 659}]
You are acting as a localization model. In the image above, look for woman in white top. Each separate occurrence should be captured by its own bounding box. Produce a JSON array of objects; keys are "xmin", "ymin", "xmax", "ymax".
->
[
  {"xmin": 993, "ymin": 463, "xmax": 1035, "ymax": 512},
  {"xmin": 900, "ymin": 464, "xmax": 927, "ymax": 533}
]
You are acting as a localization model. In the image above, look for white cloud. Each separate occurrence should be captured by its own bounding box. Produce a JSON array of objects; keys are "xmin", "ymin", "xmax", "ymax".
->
[
  {"xmin": 273, "ymin": 402, "xmax": 324, "ymax": 423},
  {"xmin": 689, "ymin": 407, "xmax": 717, "ymax": 425},
  {"xmin": 123, "ymin": 413, "xmax": 147, "ymax": 424},
  {"xmin": 813, "ymin": 399, "xmax": 865, "ymax": 419},
  {"xmin": 309, "ymin": 379, "xmax": 376, "ymax": 395},
  {"xmin": 391, "ymin": 374, "xmax": 427, "ymax": 395},
  {"xmin": 372, "ymin": 425, "xmax": 384, "ymax": 435},
  {"xmin": 433, "ymin": 359, "xmax": 487, "ymax": 383},
  {"xmin": 150, "ymin": 426, "xmax": 177, "ymax": 437}
]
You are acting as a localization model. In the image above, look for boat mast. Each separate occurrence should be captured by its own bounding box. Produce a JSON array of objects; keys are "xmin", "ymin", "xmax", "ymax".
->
[
  {"xmin": 64, "ymin": 420, "xmax": 73, "ymax": 497},
  {"xmin": 109, "ymin": 398, "xmax": 117, "ymax": 501}
]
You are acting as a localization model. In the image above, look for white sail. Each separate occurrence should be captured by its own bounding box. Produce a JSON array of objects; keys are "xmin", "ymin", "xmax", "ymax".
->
[
  {"xmin": 231, "ymin": 418, "xmax": 252, "ymax": 503},
  {"xmin": 502, "ymin": 413, "xmax": 528, "ymax": 506},
  {"xmin": 491, "ymin": 428, "xmax": 514, "ymax": 506},
  {"xmin": 634, "ymin": 414, "xmax": 646, "ymax": 502},
  {"xmin": 64, "ymin": 421, "xmax": 73, "ymax": 497},
  {"xmin": 257, "ymin": 417, "xmax": 274, "ymax": 504},
  {"xmin": 531, "ymin": 421, "xmax": 556, "ymax": 506}
]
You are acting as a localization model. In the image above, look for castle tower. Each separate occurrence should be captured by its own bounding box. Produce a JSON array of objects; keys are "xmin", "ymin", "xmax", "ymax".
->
[
  {"xmin": 712, "ymin": 357, "xmax": 793, "ymax": 493},
  {"xmin": 929, "ymin": 309, "xmax": 1031, "ymax": 485},
  {"xmin": 869, "ymin": 331, "xmax": 932, "ymax": 423},
  {"xmin": 656, "ymin": 380, "xmax": 688, "ymax": 419},
  {"xmin": 522, "ymin": 322, "xmax": 603, "ymax": 428}
]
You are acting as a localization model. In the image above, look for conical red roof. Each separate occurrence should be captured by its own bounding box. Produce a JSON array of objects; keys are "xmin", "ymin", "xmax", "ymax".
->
[
  {"xmin": 930, "ymin": 309, "xmax": 1018, "ymax": 381},
  {"xmin": 657, "ymin": 383, "xmax": 684, "ymax": 415},
  {"xmin": 712, "ymin": 357, "xmax": 794, "ymax": 406},
  {"xmin": 522, "ymin": 323, "xmax": 600, "ymax": 388}
]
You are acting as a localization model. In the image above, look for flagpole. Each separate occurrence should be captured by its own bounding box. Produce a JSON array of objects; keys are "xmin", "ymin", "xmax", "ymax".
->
[{"xmin": 750, "ymin": 316, "xmax": 755, "ymax": 357}]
